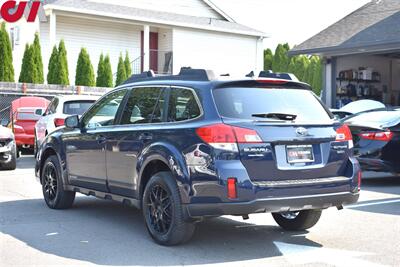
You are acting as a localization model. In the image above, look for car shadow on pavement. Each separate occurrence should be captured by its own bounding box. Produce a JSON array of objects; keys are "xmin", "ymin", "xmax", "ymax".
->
[
  {"xmin": 362, "ymin": 177, "xmax": 400, "ymax": 195},
  {"xmin": 0, "ymin": 197, "xmax": 322, "ymax": 266}
]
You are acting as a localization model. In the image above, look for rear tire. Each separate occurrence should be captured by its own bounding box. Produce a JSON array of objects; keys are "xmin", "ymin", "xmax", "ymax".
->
[
  {"xmin": 142, "ymin": 171, "xmax": 195, "ymax": 246},
  {"xmin": 41, "ymin": 155, "xmax": 75, "ymax": 209},
  {"xmin": 272, "ymin": 210, "xmax": 322, "ymax": 231}
]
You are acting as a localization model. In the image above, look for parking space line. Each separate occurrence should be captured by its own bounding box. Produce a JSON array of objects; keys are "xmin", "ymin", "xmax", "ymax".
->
[{"xmin": 346, "ymin": 199, "xmax": 400, "ymax": 208}]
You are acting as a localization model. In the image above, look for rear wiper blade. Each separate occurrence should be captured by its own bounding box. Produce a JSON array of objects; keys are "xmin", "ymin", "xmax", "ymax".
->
[{"xmin": 251, "ymin": 113, "xmax": 297, "ymax": 121}]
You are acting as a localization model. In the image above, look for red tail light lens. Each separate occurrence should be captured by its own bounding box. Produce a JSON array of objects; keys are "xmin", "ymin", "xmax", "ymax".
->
[
  {"xmin": 196, "ymin": 123, "xmax": 262, "ymax": 151},
  {"xmin": 358, "ymin": 131, "xmax": 393, "ymax": 142},
  {"xmin": 336, "ymin": 125, "xmax": 352, "ymax": 141},
  {"xmin": 256, "ymin": 79, "xmax": 288, "ymax": 85},
  {"xmin": 227, "ymin": 178, "xmax": 237, "ymax": 199},
  {"xmin": 54, "ymin": 118, "xmax": 65, "ymax": 127},
  {"xmin": 357, "ymin": 171, "xmax": 362, "ymax": 191}
]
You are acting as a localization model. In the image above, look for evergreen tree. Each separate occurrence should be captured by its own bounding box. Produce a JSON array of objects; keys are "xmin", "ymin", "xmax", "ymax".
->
[
  {"xmin": 272, "ymin": 44, "xmax": 290, "ymax": 72},
  {"xmin": 96, "ymin": 53, "xmax": 105, "ymax": 87},
  {"xmin": 32, "ymin": 32, "xmax": 44, "ymax": 83},
  {"xmin": 58, "ymin": 39, "xmax": 69, "ymax": 85},
  {"xmin": 115, "ymin": 53, "xmax": 127, "ymax": 86},
  {"xmin": 0, "ymin": 22, "xmax": 15, "ymax": 82},
  {"xmin": 19, "ymin": 44, "xmax": 37, "ymax": 83},
  {"xmin": 75, "ymin": 48, "xmax": 95, "ymax": 86},
  {"xmin": 263, "ymin": 48, "xmax": 273, "ymax": 71},
  {"xmin": 124, "ymin": 51, "xmax": 132, "ymax": 77},
  {"xmin": 103, "ymin": 54, "xmax": 113, "ymax": 87},
  {"xmin": 47, "ymin": 45, "xmax": 58, "ymax": 84},
  {"xmin": 312, "ymin": 57, "xmax": 323, "ymax": 96},
  {"xmin": 304, "ymin": 56, "xmax": 318, "ymax": 87}
]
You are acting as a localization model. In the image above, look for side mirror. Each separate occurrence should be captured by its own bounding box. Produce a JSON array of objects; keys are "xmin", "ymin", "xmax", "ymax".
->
[
  {"xmin": 65, "ymin": 115, "xmax": 79, "ymax": 129},
  {"xmin": 1, "ymin": 118, "xmax": 10, "ymax": 127},
  {"xmin": 35, "ymin": 108, "xmax": 43, "ymax": 116}
]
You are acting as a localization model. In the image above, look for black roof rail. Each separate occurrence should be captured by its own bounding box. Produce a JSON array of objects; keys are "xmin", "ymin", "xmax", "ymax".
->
[{"xmin": 121, "ymin": 67, "xmax": 215, "ymax": 85}]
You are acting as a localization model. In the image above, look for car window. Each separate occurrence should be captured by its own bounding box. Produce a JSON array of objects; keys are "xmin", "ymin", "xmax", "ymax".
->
[
  {"xmin": 120, "ymin": 87, "xmax": 165, "ymax": 125},
  {"xmin": 213, "ymin": 88, "xmax": 332, "ymax": 123},
  {"xmin": 83, "ymin": 89, "xmax": 127, "ymax": 128},
  {"xmin": 46, "ymin": 99, "xmax": 56, "ymax": 115},
  {"xmin": 63, "ymin": 101, "xmax": 95, "ymax": 115},
  {"xmin": 167, "ymin": 88, "xmax": 201, "ymax": 122},
  {"xmin": 49, "ymin": 98, "xmax": 58, "ymax": 114}
]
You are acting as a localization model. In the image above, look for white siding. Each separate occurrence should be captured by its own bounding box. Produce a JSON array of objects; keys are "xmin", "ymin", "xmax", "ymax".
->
[
  {"xmin": 172, "ymin": 28, "xmax": 261, "ymax": 76},
  {"xmin": 56, "ymin": 15, "xmax": 142, "ymax": 84},
  {"xmin": 39, "ymin": 21, "xmax": 50, "ymax": 81},
  {"xmin": 89, "ymin": 0, "xmax": 222, "ymax": 19}
]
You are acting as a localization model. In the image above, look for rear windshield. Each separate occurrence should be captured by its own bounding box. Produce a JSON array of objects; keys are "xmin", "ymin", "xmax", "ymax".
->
[
  {"xmin": 63, "ymin": 101, "xmax": 95, "ymax": 115},
  {"xmin": 213, "ymin": 88, "xmax": 332, "ymax": 123}
]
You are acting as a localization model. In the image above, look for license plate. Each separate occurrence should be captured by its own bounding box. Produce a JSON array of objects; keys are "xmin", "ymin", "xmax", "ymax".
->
[{"xmin": 286, "ymin": 145, "xmax": 314, "ymax": 163}]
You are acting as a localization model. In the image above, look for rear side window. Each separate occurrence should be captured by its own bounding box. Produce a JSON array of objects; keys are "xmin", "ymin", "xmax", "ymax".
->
[
  {"xmin": 167, "ymin": 88, "xmax": 201, "ymax": 122},
  {"xmin": 121, "ymin": 87, "xmax": 165, "ymax": 124},
  {"xmin": 63, "ymin": 101, "xmax": 95, "ymax": 115},
  {"xmin": 213, "ymin": 88, "xmax": 332, "ymax": 122}
]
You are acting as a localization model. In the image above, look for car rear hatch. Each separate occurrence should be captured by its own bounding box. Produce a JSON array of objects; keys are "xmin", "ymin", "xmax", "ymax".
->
[{"xmin": 212, "ymin": 83, "xmax": 353, "ymax": 183}]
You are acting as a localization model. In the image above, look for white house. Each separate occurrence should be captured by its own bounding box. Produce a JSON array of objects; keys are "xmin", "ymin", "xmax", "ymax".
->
[{"xmin": 3, "ymin": 0, "xmax": 266, "ymax": 85}]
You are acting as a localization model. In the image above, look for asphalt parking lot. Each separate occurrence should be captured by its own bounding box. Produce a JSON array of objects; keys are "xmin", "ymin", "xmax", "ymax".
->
[{"xmin": 1, "ymin": 155, "xmax": 399, "ymax": 267}]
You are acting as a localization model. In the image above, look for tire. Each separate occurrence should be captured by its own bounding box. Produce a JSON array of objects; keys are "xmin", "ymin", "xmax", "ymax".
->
[
  {"xmin": 41, "ymin": 155, "xmax": 75, "ymax": 209},
  {"xmin": 272, "ymin": 210, "xmax": 322, "ymax": 231},
  {"xmin": 0, "ymin": 144, "xmax": 17, "ymax": 170},
  {"xmin": 142, "ymin": 171, "xmax": 195, "ymax": 246}
]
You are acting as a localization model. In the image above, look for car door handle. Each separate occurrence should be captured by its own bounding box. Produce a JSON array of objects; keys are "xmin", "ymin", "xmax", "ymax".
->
[
  {"xmin": 138, "ymin": 133, "xmax": 153, "ymax": 141},
  {"xmin": 96, "ymin": 135, "xmax": 107, "ymax": 144}
]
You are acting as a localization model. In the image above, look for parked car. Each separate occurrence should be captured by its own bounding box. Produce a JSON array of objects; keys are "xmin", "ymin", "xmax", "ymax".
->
[
  {"xmin": 331, "ymin": 100, "xmax": 385, "ymax": 119},
  {"xmin": 34, "ymin": 95, "xmax": 99, "ymax": 150},
  {"xmin": 10, "ymin": 96, "xmax": 50, "ymax": 153},
  {"xmin": 0, "ymin": 125, "xmax": 17, "ymax": 170},
  {"xmin": 342, "ymin": 107, "xmax": 400, "ymax": 176},
  {"xmin": 35, "ymin": 69, "xmax": 360, "ymax": 245}
]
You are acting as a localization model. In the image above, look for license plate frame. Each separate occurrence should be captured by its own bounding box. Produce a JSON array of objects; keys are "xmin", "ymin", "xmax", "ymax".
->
[{"xmin": 286, "ymin": 144, "xmax": 314, "ymax": 163}]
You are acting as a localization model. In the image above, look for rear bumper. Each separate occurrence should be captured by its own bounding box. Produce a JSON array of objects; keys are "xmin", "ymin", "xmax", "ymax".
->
[
  {"xmin": 15, "ymin": 134, "xmax": 34, "ymax": 146},
  {"xmin": 185, "ymin": 192, "xmax": 359, "ymax": 217}
]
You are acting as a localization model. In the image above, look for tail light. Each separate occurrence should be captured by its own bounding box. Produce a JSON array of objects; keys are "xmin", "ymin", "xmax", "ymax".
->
[
  {"xmin": 358, "ymin": 131, "xmax": 393, "ymax": 142},
  {"xmin": 54, "ymin": 118, "xmax": 65, "ymax": 127},
  {"xmin": 336, "ymin": 125, "xmax": 352, "ymax": 141},
  {"xmin": 227, "ymin": 178, "xmax": 237, "ymax": 199},
  {"xmin": 13, "ymin": 124, "xmax": 25, "ymax": 134},
  {"xmin": 357, "ymin": 171, "xmax": 362, "ymax": 191},
  {"xmin": 196, "ymin": 123, "xmax": 262, "ymax": 151}
]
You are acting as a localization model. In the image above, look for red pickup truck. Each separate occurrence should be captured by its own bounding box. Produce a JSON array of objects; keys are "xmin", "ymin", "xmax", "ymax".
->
[{"xmin": 10, "ymin": 97, "xmax": 50, "ymax": 153}]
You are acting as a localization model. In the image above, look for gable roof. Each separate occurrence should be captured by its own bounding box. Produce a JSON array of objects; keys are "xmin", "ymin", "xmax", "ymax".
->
[
  {"xmin": 290, "ymin": 0, "xmax": 400, "ymax": 56},
  {"xmin": 42, "ymin": 0, "xmax": 265, "ymax": 37}
]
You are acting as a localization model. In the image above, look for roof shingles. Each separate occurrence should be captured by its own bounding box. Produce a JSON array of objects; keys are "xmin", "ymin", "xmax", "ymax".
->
[{"xmin": 290, "ymin": 0, "xmax": 400, "ymax": 55}]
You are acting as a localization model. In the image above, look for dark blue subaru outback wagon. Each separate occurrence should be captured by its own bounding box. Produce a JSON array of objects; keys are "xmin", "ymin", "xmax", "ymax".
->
[{"xmin": 35, "ymin": 68, "xmax": 360, "ymax": 245}]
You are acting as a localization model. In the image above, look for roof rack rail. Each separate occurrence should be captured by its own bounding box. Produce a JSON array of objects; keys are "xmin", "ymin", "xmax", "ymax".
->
[
  {"xmin": 123, "ymin": 70, "xmax": 155, "ymax": 85},
  {"xmin": 178, "ymin": 67, "xmax": 215, "ymax": 81}
]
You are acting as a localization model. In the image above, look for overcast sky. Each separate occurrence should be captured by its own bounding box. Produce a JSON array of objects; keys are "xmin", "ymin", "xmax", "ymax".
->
[{"xmin": 212, "ymin": 0, "xmax": 371, "ymax": 50}]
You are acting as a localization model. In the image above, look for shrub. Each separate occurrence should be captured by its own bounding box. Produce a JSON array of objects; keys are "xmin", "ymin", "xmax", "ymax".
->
[
  {"xmin": 0, "ymin": 22, "xmax": 15, "ymax": 82},
  {"xmin": 32, "ymin": 32, "xmax": 44, "ymax": 83},
  {"xmin": 124, "ymin": 51, "xmax": 132, "ymax": 77},
  {"xmin": 19, "ymin": 44, "xmax": 37, "ymax": 83},
  {"xmin": 75, "ymin": 48, "xmax": 95, "ymax": 86},
  {"xmin": 58, "ymin": 39, "xmax": 69, "ymax": 85},
  {"xmin": 115, "ymin": 53, "xmax": 127, "ymax": 86}
]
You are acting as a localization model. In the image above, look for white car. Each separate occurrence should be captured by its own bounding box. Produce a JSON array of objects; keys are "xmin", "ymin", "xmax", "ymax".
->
[
  {"xmin": 0, "ymin": 125, "xmax": 17, "ymax": 170},
  {"xmin": 34, "ymin": 95, "xmax": 99, "ymax": 149}
]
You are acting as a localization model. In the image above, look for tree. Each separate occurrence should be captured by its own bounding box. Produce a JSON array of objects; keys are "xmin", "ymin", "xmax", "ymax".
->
[
  {"xmin": 272, "ymin": 44, "xmax": 290, "ymax": 72},
  {"xmin": 0, "ymin": 22, "xmax": 15, "ymax": 82},
  {"xmin": 115, "ymin": 53, "xmax": 127, "ymax": 86},
  {"xmin": 96, "ymin": 53, "xmax": 105, "ymax": 87},
  {"xmin": 19, "ymin": 44, "xmax": 37, "ymax": 83},
  {"xmin": 263, "ymin": 48, "xmax": 273, "ymax": 71},
  {"xmin": 124, "ymin": 51, "xmax": 132, "ymax": 77},
  {"xmin": 288, "ymin": 55, "xmax": 309, "ymax": 82},
  {"xmin": 103, "ymin": 54, "xmax": 113, "ymax": 87},
  {"xmin": 58, "ymin": 39, "xmax": 69, "ymax": 85},
  {"xmin": 47, "ymin": 45, "xmax": 58, "ymax": 84},
  {"xmin": 312, "ymin": 57, "xmax": 323, "ymax": 96},
  {"xmin": 32, "ymin": 32, "xmax": 44, "ymax": 83},
  {"xmin": 75, "ymin": 48, "xmax": 95, "ymax": 86}
]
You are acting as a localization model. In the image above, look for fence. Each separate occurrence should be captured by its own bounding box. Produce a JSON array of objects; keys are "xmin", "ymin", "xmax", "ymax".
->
[{"xmin": 0, "ymin": 82, "xmax": 109, "ymax": 121}]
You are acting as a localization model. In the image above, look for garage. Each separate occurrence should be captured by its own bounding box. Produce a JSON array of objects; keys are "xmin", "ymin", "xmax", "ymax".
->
[{"xmin": 289, "ymin": 0, "xmax": 400, "ymax": 108}]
